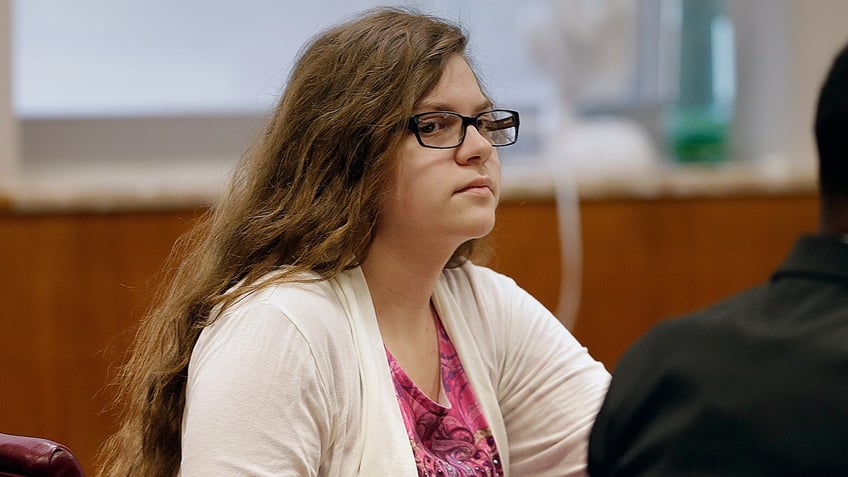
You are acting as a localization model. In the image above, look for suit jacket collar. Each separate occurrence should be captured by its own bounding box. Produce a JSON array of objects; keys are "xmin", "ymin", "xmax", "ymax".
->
[{"xmin": 773, "ymin": 234, "xmax": 848, "ymax": 283}]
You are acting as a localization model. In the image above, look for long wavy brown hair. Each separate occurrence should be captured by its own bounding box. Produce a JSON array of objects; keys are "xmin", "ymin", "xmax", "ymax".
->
[{"xmin": 96, "ymin": 8, "xmax": 478, "ymax": 477}]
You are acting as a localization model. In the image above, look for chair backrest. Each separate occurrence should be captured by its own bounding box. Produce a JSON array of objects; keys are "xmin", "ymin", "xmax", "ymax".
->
[{"xmin": 0, "ymin": 433, "xmax": 85, "ymax": 477}]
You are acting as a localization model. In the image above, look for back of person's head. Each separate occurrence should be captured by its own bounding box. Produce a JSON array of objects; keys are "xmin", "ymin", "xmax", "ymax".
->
[
  {"xmin": 97, "ymin": 8, "xmax": 474, "ymax": 477},
  {"xmin": 816, "ymin": 40, "xmax": 848, "ymax": 202}
]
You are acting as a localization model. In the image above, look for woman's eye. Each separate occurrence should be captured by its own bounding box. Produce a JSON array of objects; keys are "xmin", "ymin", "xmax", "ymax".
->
[
  {"xmin": 482, "ymin": 117, "xmax": 512, "ymax": 131},
  {"xmin": 418, "ymin": 119, "xmax": 446, "ymax": 135}
]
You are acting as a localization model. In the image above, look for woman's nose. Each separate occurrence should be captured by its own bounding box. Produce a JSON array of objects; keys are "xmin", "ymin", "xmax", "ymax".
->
[{"xmin": 456, "ymin": 124, "xmax": 493, "ymax": 164}]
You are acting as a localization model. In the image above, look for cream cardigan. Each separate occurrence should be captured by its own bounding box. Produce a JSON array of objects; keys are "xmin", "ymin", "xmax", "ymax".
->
[{"xmin": 180, "ymin": 263, "xmax": 610, "ymax": 476}]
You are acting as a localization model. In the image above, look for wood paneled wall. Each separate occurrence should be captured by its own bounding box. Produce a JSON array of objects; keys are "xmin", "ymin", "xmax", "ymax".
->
[
  {"xmin": 0, "ymin": 208, "xmax": 205, "ymax": 474},
  {"xmin": 492, "ymin": 194, "xmax": 819, "ymax": 367},
  {"xmin": 0, "ymin": 193, "xmax": 818, "ymax": 473}
]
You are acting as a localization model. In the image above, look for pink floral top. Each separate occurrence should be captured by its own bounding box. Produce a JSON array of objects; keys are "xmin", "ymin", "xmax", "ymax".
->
[{"xmin": 386, "ymin": 313, "xmax": 504, "ymax": 477}]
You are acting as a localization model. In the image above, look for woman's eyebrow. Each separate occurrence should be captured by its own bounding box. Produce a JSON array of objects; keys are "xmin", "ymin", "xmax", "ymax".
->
[{"xmin": 413, "ymin": 100, "xmax": 494, "ymax": 114}]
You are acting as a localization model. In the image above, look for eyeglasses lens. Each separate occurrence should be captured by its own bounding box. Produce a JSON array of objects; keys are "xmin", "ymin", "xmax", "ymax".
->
[{"xmin": 413, "ymin": 110, "xmax": 518, "ymax": 149}]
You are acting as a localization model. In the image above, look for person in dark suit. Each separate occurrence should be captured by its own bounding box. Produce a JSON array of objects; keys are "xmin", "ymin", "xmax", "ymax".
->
[{"xmin": 587, "ymin": 40, "xmax": 848, "ymax": 477}]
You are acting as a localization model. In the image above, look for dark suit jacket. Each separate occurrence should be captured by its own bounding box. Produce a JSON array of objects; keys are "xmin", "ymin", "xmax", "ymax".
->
[{"xmin": 587, "ymin": 235, "xmax": 848, "ymax": 476}]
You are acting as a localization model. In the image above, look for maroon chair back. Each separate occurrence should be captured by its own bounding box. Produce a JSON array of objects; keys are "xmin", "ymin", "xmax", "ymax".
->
[{"xmin": 0, "ymin": 433, "xmax": 85, "ymax": 477}]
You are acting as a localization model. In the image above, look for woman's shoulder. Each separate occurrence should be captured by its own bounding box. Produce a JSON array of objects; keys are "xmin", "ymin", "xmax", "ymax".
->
[
  {"xmin": 441, "ymin": 261, "xmax": 522, "ymax": 296},
  {"xmin": 254, "ymin": 272, "xmax": 343, "ymax": 312},
  {"xmin": 214, "ymin": 270, "xmax": 353, "ymax": 347},
  {"xmin": 437, "ymin": 261, "xmax": 530, "ymax": 328},
  {"xmin": 438, "ymin": 261, "xmax": 556, "ymax": 333}
]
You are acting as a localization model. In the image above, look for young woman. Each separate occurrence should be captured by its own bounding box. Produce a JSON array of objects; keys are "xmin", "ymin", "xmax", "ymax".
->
[{"xmin": 98, "ymin": 7, "xmax": 610, "ymax": 477}]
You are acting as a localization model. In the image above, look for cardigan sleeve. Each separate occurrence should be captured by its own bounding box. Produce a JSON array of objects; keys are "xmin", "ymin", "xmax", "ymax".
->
[
  {"xmin": 486, "ymin": 270, "xmax": 610, "ymax": 476},
  {"xmin": 179, "ymin": 298, "xmax": 337, "ymax": 476}
]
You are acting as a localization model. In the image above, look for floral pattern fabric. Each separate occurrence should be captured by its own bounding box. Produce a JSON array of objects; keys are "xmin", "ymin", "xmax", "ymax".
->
[{"xmin": 386, "ymin": 313, "xmax": 504, "ymax": 477}]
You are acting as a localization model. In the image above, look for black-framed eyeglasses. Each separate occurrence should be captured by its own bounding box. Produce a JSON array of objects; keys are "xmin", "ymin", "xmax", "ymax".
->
[{"xmin": 408, "ymin": 109, "xmax": 520, "ymax": 149}]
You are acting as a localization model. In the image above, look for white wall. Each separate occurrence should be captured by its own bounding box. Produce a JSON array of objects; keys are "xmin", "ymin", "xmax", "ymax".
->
[
  {"xmin": 6, "ymin": 0, "xmax": 848, "ymax": 187},
  {"xmin": 0, "ymin": 0, "xmax": 18, "ymax": 184},
  {"xmin": 728, "ymin": 0, "xmax": 793, "ymax": 165},
  {"xmin": 12, "ymin": 0, "xmax": 553, "ymax": 118},
  {"xmin": 10, "ymin": 0, "xmax": 556, "ymax": 179},
  {"xmin": 790, "ymin": 0, "xmax": 848, "ymax": 165},
  {"xmin": 730, "ymin": 0, "xmax": 848, "ymax": 167}
]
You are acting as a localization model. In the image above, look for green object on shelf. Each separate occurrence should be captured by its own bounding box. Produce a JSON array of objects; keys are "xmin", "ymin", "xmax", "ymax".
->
[
  {"xmin": 663, "ymin": 0, "xmax": 735, "ymax": 164},
  {"xmin": 665, "ymin": 104, "xmax": 730, "ymax": 163}
]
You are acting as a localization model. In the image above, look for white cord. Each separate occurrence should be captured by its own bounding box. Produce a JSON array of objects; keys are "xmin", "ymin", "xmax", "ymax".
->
[{"xmin": 547, "ymin": 149, "xmax": 583, "ymax": 331}]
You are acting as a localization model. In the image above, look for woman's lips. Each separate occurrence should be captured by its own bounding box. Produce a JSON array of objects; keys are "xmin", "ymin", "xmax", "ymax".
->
[{"xmin": 456, "ymin": 177, "xmax": 493, "ymax": 194}]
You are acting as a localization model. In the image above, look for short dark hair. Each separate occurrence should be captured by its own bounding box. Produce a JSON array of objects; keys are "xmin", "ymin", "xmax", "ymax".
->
[{"xmin": 815, "ymin": 40, "xmax": 848, "ymax": 198}]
